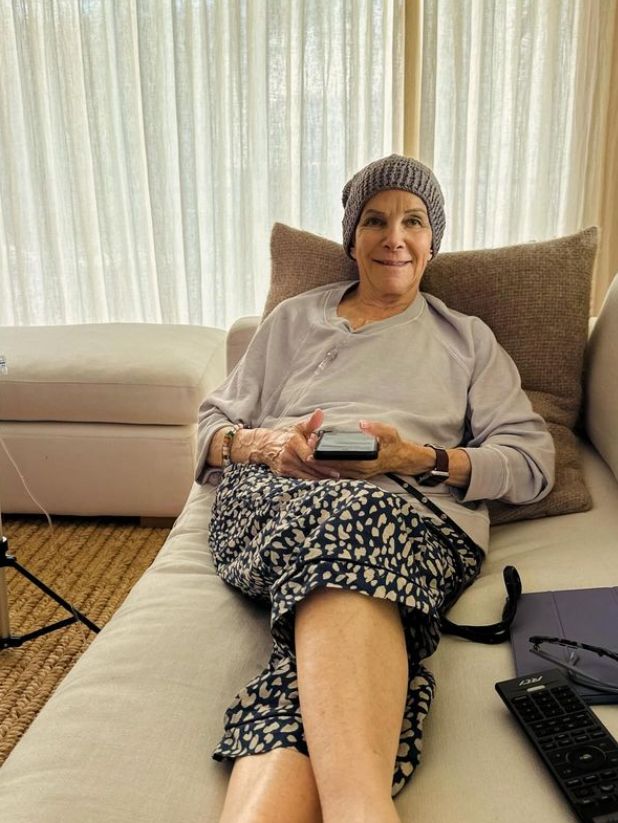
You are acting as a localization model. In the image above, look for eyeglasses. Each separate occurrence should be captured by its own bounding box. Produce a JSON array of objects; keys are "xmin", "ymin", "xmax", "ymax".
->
[{"xmin": 530, "ymin": 635, "xmax": 618, "ymax": 695}]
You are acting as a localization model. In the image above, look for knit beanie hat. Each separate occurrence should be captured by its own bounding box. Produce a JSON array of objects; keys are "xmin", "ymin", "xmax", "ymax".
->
[{"xmin": 341, "ymin": 154, "xmax": 446, "ymax": 258}]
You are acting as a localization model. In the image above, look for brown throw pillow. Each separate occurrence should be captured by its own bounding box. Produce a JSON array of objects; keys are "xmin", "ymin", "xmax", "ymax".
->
[{"xmin": 265, "ymin": 222, "xmax": 598, "ymax": 525}]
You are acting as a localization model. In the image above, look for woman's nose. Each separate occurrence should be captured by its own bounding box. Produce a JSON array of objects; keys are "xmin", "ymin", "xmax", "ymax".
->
[{"xmin": 383, "ymin": 223, "xmax": 405, "ymax": 248}]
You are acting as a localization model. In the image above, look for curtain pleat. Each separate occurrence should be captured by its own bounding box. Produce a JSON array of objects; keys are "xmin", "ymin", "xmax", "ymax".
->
[
  {"xmin": 0, "ymin": 0, "xmax": 405, "ymax": 328},
  {"xmin": 420, "ymin": 0, "xmax": 616, "ymax": 302},
  {"xmin": 4, "ymin": 0, "xmax": 610, "ymax": 325},
  {"xmin": 586, "ymin": 0, "xmax": 618, "ymax": 312}
]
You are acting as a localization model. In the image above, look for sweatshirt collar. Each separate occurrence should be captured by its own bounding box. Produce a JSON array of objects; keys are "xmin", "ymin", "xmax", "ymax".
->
[{"xmin": 324, "ymin": 280, "xmax": 426, "ymax": 333}]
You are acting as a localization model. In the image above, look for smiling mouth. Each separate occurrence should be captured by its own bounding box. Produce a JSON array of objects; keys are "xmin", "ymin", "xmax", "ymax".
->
[{"xmin": 373, "ymin": 260, "xmax": 412, "ymax": 267}]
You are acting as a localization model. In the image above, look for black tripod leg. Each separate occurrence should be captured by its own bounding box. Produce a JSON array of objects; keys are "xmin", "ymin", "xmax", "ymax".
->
[
  {"xmin": 11, "ymin": 558, "xmax": 100, "ymax": 634},
  {"xmin": 0, "ymin": 536, "xmax": 100, "ymax": 648}
]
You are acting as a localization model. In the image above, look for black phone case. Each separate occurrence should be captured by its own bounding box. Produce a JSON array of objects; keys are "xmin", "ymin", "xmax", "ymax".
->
[{"xmin": 313, "ymin": 432, "xmax": 378, "ymax": 461}]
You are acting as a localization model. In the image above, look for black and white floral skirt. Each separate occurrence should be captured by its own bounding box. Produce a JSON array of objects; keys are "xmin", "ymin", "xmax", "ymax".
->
[{"xmin": 208, "ymin": 463, "xmax": 483, "ymax": 797}]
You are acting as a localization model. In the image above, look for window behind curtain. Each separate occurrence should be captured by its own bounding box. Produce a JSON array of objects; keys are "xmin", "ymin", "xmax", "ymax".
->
[
  {"xmin": 420, "ymin": 0, "xmax": 613, "ymax": 254},
  {"xmin": 0, "ymin": 0, "xmax": 405, "ymax": 328}
]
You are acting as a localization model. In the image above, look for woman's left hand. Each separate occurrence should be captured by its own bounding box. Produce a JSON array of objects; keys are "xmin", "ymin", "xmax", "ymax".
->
[{"xmin": 307, "ymin": 420, "xmax": 426, "ymax": 479}]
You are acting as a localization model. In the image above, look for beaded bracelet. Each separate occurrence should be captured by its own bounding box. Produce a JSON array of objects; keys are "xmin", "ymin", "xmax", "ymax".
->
[{"xmin": 221, "ymin": 423, "xmax": 243, "ymax": 468}]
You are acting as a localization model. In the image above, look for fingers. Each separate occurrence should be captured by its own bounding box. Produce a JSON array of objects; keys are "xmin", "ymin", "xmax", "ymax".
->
[
  {"xmin": 295, "ymin": 408, "xmax": 324, "ymax": 438},
  {"xmin": 290, "ymin": 431, "xmax": 317, "ymax": 465},
  {"xmin": 299, "ymin": 464, "xmax": 340, "ymax": 481},
  {"xmin": 276, "ymin": 434, "xmax": 339, "ymax": 480},
  {"xmin": 358, "ymin": 419, "xmax": 394, "ymax": 440},
  {"xmin": 276, "ymin": 413, "xmax": 396, "ymax": 481},
  {"xmin": 279, "ymin": 454, "xmax": 339, "ymax": 481},
  {"xmin": 305, "ymin": 454, "xmax": 376, "ymax": 479}
]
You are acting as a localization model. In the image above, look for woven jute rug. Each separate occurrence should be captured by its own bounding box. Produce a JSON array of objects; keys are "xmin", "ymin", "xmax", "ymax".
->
[{"xmin": 0, "ymin": 515, "xmax": 170, "ymax": 766}]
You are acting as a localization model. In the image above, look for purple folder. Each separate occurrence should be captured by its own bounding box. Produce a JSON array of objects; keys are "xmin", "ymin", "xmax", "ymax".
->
[{"xmin": 510, "ymin": 588, "xmax": 618, "ymax": 705}]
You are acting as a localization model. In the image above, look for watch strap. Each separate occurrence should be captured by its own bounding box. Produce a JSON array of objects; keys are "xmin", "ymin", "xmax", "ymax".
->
[{"xmin": 417, "ymin": 444, "xmax": 449, "ymax": 486}]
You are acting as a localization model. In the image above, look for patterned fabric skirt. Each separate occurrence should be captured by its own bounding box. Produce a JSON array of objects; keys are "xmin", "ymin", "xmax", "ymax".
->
[{"xmin": 208, "ymin": 463, "xmax": 483, "ymax": 797}]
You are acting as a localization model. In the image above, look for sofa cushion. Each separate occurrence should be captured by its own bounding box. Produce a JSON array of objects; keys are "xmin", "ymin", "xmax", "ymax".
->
[
  {"xmin": 0, "ymin": 324, "xmax": 225, "ymax": 426},
  {"xmin": 265, "ymin": 223, "xmax": 599, "ymax": 524},
  {"xmin": 1, "ymin": 445, "xmax": 617, "ymax": 823},
  {"xmin": 585, "ymin": 273, "xmax": 618, "ymax": 482}
]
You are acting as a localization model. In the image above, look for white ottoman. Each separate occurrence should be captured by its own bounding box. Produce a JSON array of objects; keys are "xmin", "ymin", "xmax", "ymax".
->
[{"xmin": 0, "ymin": 324, "xmax": 225, "ymax": 519}]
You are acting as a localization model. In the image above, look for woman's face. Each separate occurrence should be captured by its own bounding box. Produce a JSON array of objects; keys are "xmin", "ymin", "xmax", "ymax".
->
[{"xmin": 351, "ymin": 189, "xmax": 433, "ymax": 303}]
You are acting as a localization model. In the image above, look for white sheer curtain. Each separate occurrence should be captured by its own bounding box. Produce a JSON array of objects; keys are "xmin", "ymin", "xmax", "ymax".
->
[
  {"xmin": 0, "ymin": 0, "xmax": 405, "ymax": 328},
  {"xmin": 420, "ymin": 0, "xmax": 616, "ymax": 254}
]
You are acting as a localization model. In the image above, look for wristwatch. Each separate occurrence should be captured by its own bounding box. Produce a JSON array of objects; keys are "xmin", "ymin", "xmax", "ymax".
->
[{"xmin": 417, "ymin": 444, "xmax": 449, "ymax": 486}]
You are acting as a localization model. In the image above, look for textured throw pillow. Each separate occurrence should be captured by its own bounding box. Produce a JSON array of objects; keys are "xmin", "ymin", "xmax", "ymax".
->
[{"xmin": 265, "ymin": 222, "xmax": 599, "ymax": 525}]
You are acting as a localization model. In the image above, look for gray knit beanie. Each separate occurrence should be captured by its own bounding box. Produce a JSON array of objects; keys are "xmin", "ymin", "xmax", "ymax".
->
[{"xmin": 342, "ymin": 154, "xmax": 445, "ymax": 258}]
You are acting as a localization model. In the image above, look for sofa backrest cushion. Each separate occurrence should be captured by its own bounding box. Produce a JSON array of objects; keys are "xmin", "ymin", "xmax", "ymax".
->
[
  {"xmin": 585, "ymin": 273, "xmax": 618, "ymax": 482},
  {"xmin": 266, "ymin": 222, "xmax": 599, "ymax": 525}
]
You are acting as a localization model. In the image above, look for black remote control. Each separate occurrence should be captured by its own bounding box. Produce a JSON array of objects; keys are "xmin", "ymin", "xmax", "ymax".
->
[{"xmin": 496, "ymin": 668, "xmax": 618, "ymax": 822}]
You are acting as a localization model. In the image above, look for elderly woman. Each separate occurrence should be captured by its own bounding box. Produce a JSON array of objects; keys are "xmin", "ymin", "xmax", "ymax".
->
[{"xmin": 195, "ymin": 155, "xmax": 555, "ymax": 823}]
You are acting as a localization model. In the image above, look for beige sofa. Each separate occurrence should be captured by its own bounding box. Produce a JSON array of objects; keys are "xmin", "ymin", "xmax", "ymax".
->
[
  {"xmin": 0, "ymin": 323, "xmax": 226, "ymax": 518},
  {"xmin": 0, "ymin": 261, "xmax": 616, "ymax": 821}
]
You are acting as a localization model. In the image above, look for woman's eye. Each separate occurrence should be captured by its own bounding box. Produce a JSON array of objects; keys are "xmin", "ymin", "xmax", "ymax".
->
[{"xmin": 362, "ymin": 216, "xmax": 383, "ymax": 227}]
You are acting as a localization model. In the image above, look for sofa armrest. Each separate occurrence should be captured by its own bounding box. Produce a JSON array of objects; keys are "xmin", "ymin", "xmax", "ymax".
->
[
  {"xmin": 226, "ymin": 316, "xmax": 260, "ymax": 375},
  {"xmin": 585, "ymin": 273, "xmax": 618, "ymax": 481}
]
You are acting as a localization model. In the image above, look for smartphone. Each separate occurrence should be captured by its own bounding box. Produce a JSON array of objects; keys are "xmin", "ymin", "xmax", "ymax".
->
[{"xmin": 313, "ymin": 430, "xmax": 379, "ymax": 461}]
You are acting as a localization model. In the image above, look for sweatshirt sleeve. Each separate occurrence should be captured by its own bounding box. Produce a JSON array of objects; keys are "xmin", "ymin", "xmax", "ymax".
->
[
  {"xmin": 194, "ymin": 311, "xmax": 277, "ymax": 484},
  {"xmin": 458, "ymin": 320, "xmax": 555, "ymax": 504}
]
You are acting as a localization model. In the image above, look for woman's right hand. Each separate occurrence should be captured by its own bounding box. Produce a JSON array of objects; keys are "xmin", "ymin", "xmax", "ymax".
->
[{"xmin": 242, "ymin": 409, "xmax": 340, "ymax": 481}]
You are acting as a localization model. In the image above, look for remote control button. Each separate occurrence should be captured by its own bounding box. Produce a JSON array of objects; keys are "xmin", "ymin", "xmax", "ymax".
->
[
  {"xmin": 533, "ymin": 722, "xmax": 554, "ymax": 738},
  {"xmin": 566, "ymin": 778, "xmax": 582, "ymax": 788},
  {"xmin": 574, "ymin": 732, "xmax": 591, "ymax": 742},
  {"xmin": 600, "ymin": 783, "xmax": 616, "ymax": 793},
  {"xmin": 550, "ymin": 750, "xmax": 567, "ymax": 765},
  {"xmin": 601, "ymin": 770, "xmax": 618, "ymax": 779},
  {"xmin": 567, "ymin": 745, "xmax": 606, "ymax": 770},
  {"xmin": 520, "ymin": 708, "xmax": 542, "ymax": 721},
  {"xmin": 532, "ymin": 694, "xmax": 562, "ymax": 717},
  {"xmin": 555, "ymin": 695, "xmax": 582, "ymax": 712},
  {"xmin": 575, "ymin": 786, "xmax": 593, "ymax": 798}
]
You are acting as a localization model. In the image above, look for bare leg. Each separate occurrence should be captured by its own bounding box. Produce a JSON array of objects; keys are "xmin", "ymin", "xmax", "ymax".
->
[
  {"xmin": 295, "ymin": 587, "xmax": 408, "ymax": 823},
  {"xmin": 218, "ymin": 747, "xmax": 323, "ymax": 823}
]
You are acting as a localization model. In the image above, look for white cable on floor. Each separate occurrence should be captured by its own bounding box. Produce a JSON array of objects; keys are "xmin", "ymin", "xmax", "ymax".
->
[{"xmin": 0, "ymin": 431, "xmax": 91, "ymax": 648}]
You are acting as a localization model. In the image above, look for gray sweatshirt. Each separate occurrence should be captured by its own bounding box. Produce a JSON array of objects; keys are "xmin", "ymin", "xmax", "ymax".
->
[{"xmin": 196, "ymin": 281, "xmax": 555, "ymax": 552}]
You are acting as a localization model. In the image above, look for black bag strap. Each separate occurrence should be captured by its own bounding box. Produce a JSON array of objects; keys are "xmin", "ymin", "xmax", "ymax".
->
[
  {"xmin": 440, "ymin": 565, "xmax": 522, "ymax": 644},
  {"xmin": 385, "ymin": 472, "xmax": 521, "ymax": 644},
  {"xmin": 385, "ymin": 471, "xmax": 469, "ymax": 534}
]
